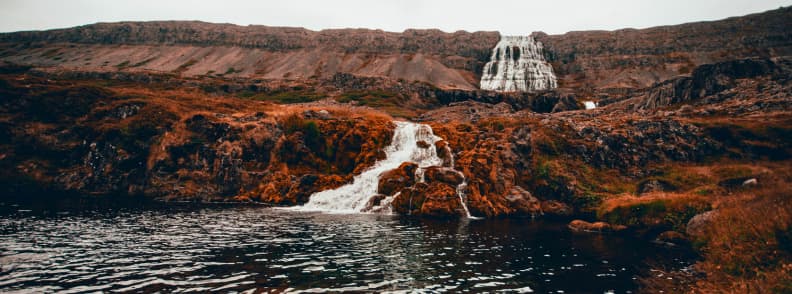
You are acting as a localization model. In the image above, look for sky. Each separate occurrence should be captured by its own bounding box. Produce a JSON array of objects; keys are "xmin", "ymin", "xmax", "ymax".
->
[{"xmin": 0, "ymin": 0, "xmax": 790, "ymax": 35}]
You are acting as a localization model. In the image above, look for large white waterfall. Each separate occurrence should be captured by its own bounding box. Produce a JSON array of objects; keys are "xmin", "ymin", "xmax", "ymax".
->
[
  {"xmin": 294, "ymin": 121, "xmax": 473, "ymax": 218},
  {"xmin": 480, "ymin": 35, "xmax": 558, "ymax": 92}
]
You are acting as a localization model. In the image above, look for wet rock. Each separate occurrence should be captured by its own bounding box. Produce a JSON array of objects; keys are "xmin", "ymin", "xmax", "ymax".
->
[
  {"xmin": 392, "ymin": 182, "xmax": 429, "ymax": 215},
  {"xmin": 435, "ymin": 140, "xmax": 453, "ymax": 167},
  {"xmin": 424, "ymin": 166, "xmax": 464, "ymax": 186},
  {"xmin": 655, "ymin": 231, "xmax": 690, "ymax": 246},
  {"xmin": 504, "ymin": 186, "xmax": 541, "ymax": 216},
  {"xmin": 377, "ymin": 162, "xmax": 418, "ymax": 196},
  {"xmin": 362, "ymin": 194, "xmax": 388, "ymax": 212},
  {"xmin": 416, "ymin": 140, "xmax": 431, "ymax": 149},
  {"xmin": 419, "ymin": 182, "xmax": 464, "ymax": 218},
  {"xmin": 541, "ymin": 200, "xmax": 573, "ymax": 216},
  {"xmin": 568, "ymin": 220, "xmax": 627, "ymax": 233}
]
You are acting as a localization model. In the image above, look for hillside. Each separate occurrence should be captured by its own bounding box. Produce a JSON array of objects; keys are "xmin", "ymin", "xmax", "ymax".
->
[{"xmin": 0, "ymin": 7, "xmax": 790, "ymax": 93}]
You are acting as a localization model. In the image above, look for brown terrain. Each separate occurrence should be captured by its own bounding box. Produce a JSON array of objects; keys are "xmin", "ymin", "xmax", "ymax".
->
[{"xmin": 0, "ymin": 6, "xmax": 791, "ymax": 293}]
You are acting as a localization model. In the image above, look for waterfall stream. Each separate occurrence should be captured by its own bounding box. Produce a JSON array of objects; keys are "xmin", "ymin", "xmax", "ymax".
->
[
  {"xmin": 480, "ymin": 35, "xmax": 557, "ymax": 92},
  {"xmin": 294, "ymin": 121, "xmax": 474, "ymax": 218}
]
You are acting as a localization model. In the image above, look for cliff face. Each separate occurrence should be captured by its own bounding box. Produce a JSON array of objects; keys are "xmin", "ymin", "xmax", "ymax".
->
[
  {"xmin": 0, "ymin": 22, "xmax": 499, "ymax": 90},
  {"xmin": 1, "ymin": 7, "xmax": 790, "ymax": 93},
  {"xmin": 535, "ymin": 6, "xmax": 792, "ymax": 92}
]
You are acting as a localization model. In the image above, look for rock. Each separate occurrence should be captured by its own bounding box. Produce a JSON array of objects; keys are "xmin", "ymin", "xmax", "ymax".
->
[
  {"xmin": 419, "ymin": 182, "xmax": 465, "ymax": 218},
  {"xmin": 377, "ymin": 162, "xmax": 418, "ymax": 196},
  {"xmin": 655, "ymin": 231, "xmax": 690, "ymax": 246},
  {"xmin": 416, "ymin": 140, "xmax": 431, "ymax": 149},
  {"xmin": 303, "ymin": 109, "xmax": 332, "ymax": 120},
  {"xmin": 637, "ymin": 179, "xmax": 677, "ymax": 195},
  {"xmin": 718, "ymin": 176, "xmax": 757, "ymax": 189},
  {"xmin": 362, "ymin": 194, "xmax": 388, "ymax": 212},
  {"xmin": 435, "ymin": 140, "xmax": 453, "ymax": 167},
  {"xmin": 742, "ymin": 178, "xmax": 758, "ymax": 186},
  {"xmin": 423, "ymin": 166, "xmax": 464, "ymax": 186},
  {"xmin": 504, "ymin": 186, "xmax": 541, "ymax": 216},
  {"xmin": 686, "ymin": 210, "xmax": 716, "ymax": 238},
  {"xmin": 541, "ymin": 200, "xmax": 573, "ymax": 216},
  {"xmin": 568, "ymin": 220, "xmax": 627, "ymax": 233},
  {"xmin": 550, "ymin": 94, "xmax": 580, "ymax": 113}
]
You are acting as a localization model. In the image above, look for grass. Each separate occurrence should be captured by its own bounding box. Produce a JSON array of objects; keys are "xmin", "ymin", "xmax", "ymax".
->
[
  {"xmin": 238, "ymin": 89, "xmax": 326, "ymax": 104},
  {"xmin": 688, "ymin": 177, "xmax": 792, "ymax": 292},
  {"xmin": 336, "ymin": 90, "xmax": 401, "ymax": 107},
  {"xmin": 598, "ymin": 193, "xmax": 711, "ymax": 231}
]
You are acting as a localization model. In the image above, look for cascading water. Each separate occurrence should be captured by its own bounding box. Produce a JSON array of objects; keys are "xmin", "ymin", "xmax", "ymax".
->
[
  {"xmin": 480, "ymin": 35, "xmax": 557, "ymax": 92},
  {"xmin": 294, "ymin": 121, "xmax": 474, "ymax": 218}
]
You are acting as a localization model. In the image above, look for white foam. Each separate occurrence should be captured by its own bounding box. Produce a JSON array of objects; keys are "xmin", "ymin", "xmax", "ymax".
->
[{"xmin": 291, "ymin": 121, "xmax": 475, "ymax": 218}]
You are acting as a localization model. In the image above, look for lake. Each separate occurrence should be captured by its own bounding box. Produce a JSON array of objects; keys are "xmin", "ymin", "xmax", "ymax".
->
[{"xmin": 0, "ymin": 198, "xmax": 694, "ymax": 293}]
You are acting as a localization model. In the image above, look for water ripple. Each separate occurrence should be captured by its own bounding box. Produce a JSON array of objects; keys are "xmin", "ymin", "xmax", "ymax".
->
[{"xmin": 0, "ymin": 204, "xmax": 694, "ymax": 292}]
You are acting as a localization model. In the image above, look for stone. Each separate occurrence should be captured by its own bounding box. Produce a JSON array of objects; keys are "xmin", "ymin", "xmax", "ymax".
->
[
  {"xmin": 637, "ymin": 179, "xmax": 677, "ymax": 195},
  {"xmin": 655, "ymin": 231, "xmax": 690, "ymax": 246},
  {"xmin": 377, "ymin": 162, "xmax": 418, "ymax": 196},
  {"xmin": 742, "ymin": 178, "xmax": 758, "ymax": 186},
  {"xmin": 568, "ymin": 220, "xmax": 627, "ymax": 233},
  {"xmin": 504, "ymin": 186, "xmax": 541, "ymax": 216},
  {"xmin": 686, "ymin": 210, "xmax": 716, "ymax": 238},
  {"xmin": 541, "ymin": 200, "xmax": 573, "ymax": 216},
  {"xmin": 423, "ymin": 166, "xmax": 464, "ymax": 186}
]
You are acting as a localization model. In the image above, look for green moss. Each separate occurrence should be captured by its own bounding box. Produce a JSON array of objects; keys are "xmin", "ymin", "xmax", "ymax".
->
[
  {"xmin": 601, "ymin": 198, "xmax": 711, "ymax": 230},
  {"xmin": 695, "ymin": 187, "xmax": 713, "ymax": 195},
  {"xmin": 303, "ymin": 121, "xmax": 321, "ymax": 151},
  {"xmin": 713, "ymin": 166, "xmax": 754, "ymax": 180},
  {"xmin": 240, "ymin": 90, "xmax": 326, "ymax": 104},
  {"xmin": 336, "ymin": 90, "xmax": 400, "ymax": 108},
  {"xmin": 650, "ymin": 167, "xmax": 712, "ymax": 191}
]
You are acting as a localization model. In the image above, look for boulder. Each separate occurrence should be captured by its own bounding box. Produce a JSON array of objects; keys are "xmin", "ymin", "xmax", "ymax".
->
[
  {"xmin": 655, "ymin": 231, "xmax": 690, "ymax": 246},
  {"xmin": 419, "ymin": 182, "xmax": 465, "ymax": 218},
  {"xmin": 541, "ymin": 200, "xmax": 573, "ymax": 216},
  {"xmin": 424, "ymin": 166, "xmax": 464, "ymax": 186},
  {"xmin": 504, "ymin": 186, "xmax": 541, "ymax": 216},
  {"xmin": 568, "ymin": 220, "xmax": 627, "ymax": 233},
  {"xmin": 435, "ymin": 140, "xmax": 453, "ymax": 167},
  {"xmin": 362, "ymin": 194, "xmax": 388, "ymax": 212},
  {"xmin": 377, "ymin": 162, "xmax": 418, "ymax": 196},
  {"xmin": 686, "ymin": 210, "xmax": 716, "ymax": 238}
]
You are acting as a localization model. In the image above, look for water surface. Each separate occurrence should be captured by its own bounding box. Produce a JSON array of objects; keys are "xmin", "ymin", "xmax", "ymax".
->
[{"xmin": 0, "ymin": 199, "xmax": 694, "ymax": 293}]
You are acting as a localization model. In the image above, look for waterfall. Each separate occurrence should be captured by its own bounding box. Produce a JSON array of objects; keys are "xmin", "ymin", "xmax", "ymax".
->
[
  {"xmin": 480, "ymin": 35, "xmax": 557, "ymax": 92},
  {"xmin": 294, "ymin": 121, "xmax": 474, "ymax": 218}
]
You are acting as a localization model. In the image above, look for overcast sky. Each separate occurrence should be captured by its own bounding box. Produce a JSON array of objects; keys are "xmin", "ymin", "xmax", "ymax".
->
[{"xmin": 1, "ymin": 0, "xmax": 790, "ymax": 35}]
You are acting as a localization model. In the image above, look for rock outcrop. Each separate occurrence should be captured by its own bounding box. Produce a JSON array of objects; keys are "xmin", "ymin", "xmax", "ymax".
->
[{"xmin": 536, "ymin": 6, "xmax": 792, "ymax": 92}]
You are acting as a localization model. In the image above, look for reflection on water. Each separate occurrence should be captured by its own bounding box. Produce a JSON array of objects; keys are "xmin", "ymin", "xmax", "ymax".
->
[{"xmin": 0, "ymin": 198, "xmax": 694, "ymax": 293}]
